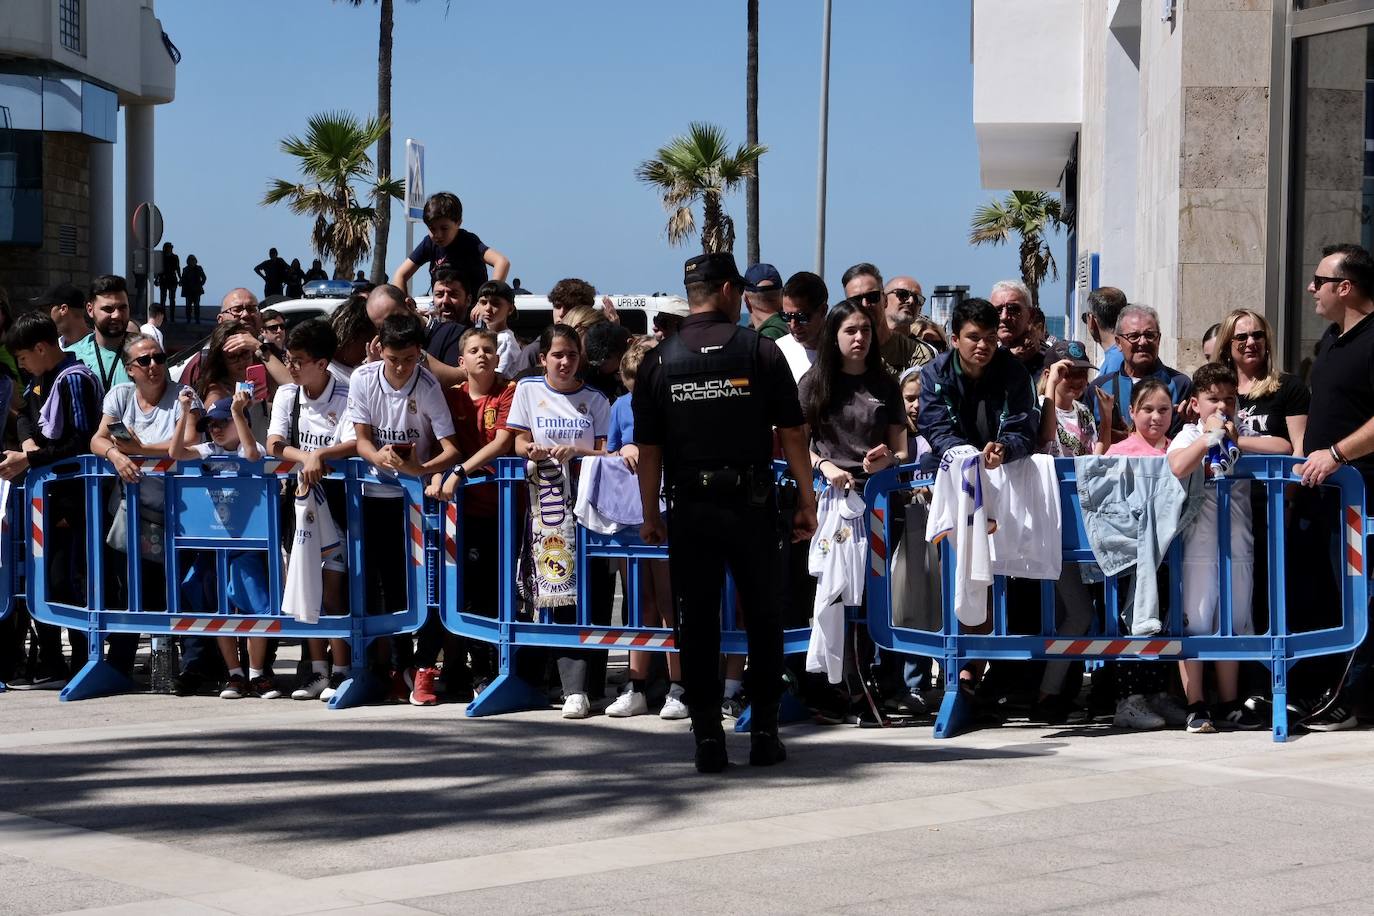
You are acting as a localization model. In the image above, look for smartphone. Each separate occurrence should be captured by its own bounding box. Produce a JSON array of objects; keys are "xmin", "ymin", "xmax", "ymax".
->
[
  {"xmin": 235, "ymin": 380, "xmax": 255, "ymax": 396},
  {"xmin": 108, "ymin": 421, "xmax": 133, "ymax": 442},
  {"xmin": 392, "ymin": 443, "xmax": 414, "ymax": 460}
]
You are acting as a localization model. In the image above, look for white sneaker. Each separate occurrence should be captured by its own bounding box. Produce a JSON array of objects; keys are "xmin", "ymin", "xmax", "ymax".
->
[
  {"xmin": 606, "ymin": 687, "xmax": 648, "ymax": 718},
  {"xmin": 1147, "ymin": 692, "xmax": 1189, "ymax": 727},
  {"xmin": 292, "ymin": 671, "xmax": 329, "ymax": 701},
  {"xmin": 1114, "ymin": 694, "xmax": 1166, "ymax": 730},
  {"xmin": 561, "ymin": 692, "xmax": 592, "ymax": 719},
  {"xmin": 660, "ymin": 685, "xmax": 689, "ymax": 720}
]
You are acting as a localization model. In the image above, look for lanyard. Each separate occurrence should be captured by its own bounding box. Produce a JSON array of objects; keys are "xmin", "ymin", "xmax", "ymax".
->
[{"xmin": 91, "ymin": 341, "xmax": 118, "ymax": 391}]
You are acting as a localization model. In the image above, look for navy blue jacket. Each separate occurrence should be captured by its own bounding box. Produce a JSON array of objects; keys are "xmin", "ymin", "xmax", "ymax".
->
[{"xmin": 917, "ymin": 348, "xmax": 1038, "ymax": 463}]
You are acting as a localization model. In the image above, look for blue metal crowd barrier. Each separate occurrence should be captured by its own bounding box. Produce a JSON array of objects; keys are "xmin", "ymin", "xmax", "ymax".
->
[
  {"xmin": 24, "ymin": 455, "xmax": 433, "ymax": 707},
  {"xmin": 0, "ymin": 481, "xmax": 23, "ymax": 626},
  {"xmin": 443, "ymin": 457, "xmax": 813, "ymax": 728},
  {"xmin": 864, "ymin": 455, "xmax": 1370, "ymax": 742}
]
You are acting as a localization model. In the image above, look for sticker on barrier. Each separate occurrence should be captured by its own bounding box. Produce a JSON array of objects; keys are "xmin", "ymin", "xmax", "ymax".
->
[{"xmin": 864, "ymin": 455, "xmax": 1369, "ymax": 743}]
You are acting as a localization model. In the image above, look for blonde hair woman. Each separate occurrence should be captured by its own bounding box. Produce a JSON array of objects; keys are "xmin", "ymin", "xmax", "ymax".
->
[{"xmin": 1214, "ymin": 308, "xmax": 1308, "ymax": 455}]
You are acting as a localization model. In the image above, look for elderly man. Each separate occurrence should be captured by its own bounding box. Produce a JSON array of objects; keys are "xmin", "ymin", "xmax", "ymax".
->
[
  {"xmin": 1087, "ymin": 303, "xmax": 1191, "ymax": 436},
  {"xmin": 989, "ymin": 280, "xmax": 1050, "ymax": 379},
  {"xmin": 181, "ymin": 288, "xmax": 292, "ymax": 390},
  {"xmin": 743, "ymin": 263, "xmax": 788, "ymax": 341},
  {"xmin": 841, "ymin": 263, "xmax": 937, "ymax": 373},
  {"xmin": 883, "ymin": 276, "xmax": 925, "ymax": 336}
]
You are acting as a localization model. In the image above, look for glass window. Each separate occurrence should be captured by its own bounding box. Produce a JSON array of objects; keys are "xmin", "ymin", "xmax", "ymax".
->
[
  {"xmin": 0, "ymin": 130, "xmax": 43, "ymax": 246},
  {"xmin": 0, "ymin": 75, "xmax": 43, "ymax": 131},
  {"xmin": 81, "ymin": 81, "xmax": 116, "ymax": 143},
  {"xmin": 59, "ymin": 0, "xmax": 82, "ymax": 55},
  {"xmin": 1286, "ymin": 26, "xmax": 1374, "ymax": 368},
  {"xmin": 41, "ymin": 78, "xmax": 82, "ymax": 134}
]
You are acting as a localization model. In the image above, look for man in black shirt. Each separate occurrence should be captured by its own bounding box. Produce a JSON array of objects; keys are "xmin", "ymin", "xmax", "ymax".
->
[
  {"xmin": 254, "ymin": 248, "xmax": 289, "ymax": 298},
  {"xmin": 634, "ymin": 252, "xmax": 817, "ymax": 773},
  {"xmin": 1293, "ymin": 243, "xmax": 1374, "ymax": 730}
]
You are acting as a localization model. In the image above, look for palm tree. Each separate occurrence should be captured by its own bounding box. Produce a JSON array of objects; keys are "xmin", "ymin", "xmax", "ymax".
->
[
  {"xmin": 968, "ymin": 190, "xmax": 1065, "ymax": 307},
  {"xmin": 339, "ymin": 0, "xmax": 395, "ymax": 285},
  {"xmin": 745, "ymin": 0, "xmax": 760, "ymax": 266},
  {"xmin": 262, "ymin": 111, "xmax": 404, "ymax": 280},
  {"xmin": 635, "ymin": 122, "xmax": 766, "ymax": 254}
]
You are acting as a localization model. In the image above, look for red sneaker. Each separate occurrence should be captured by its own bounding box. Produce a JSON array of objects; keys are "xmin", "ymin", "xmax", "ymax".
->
[
  {"xmin": 388, "ymin": 668, "xmax": 413, "ymax": 703},
  {"xmin": 410, "ymin": 666, "xmax": 439, "ymax": 706}
]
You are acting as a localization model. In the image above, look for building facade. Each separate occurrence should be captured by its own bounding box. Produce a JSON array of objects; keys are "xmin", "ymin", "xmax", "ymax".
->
[
  {"xmin": 0, "ymin": 0, "xmax": 176, "ymax": 303},
  {"xmin": 974, "ymin": 0, "xmax": 1374, "ymax": 374}
]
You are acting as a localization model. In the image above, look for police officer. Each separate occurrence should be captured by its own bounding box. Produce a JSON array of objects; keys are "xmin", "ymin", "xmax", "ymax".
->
[{"xmin": 633, "ymin": 252, "xmax": 818, "ymax": 773}]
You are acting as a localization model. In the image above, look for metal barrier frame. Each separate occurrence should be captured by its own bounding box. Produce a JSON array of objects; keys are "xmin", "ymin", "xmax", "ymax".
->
[
  {"xmin": 25, "ymin": 455, "xmax": 433, "ymax": 707},
  {"xmin": 864, "ymin": 455, "xmax": 1369, "ymax": 742},
  {"xmin": 444, "ymin": 457, "xmax": 813, "ymax": 727}
]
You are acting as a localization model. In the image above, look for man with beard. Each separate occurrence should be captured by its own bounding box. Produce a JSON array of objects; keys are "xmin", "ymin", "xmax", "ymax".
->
[
  {"xmin": 883, "ymin": 275, "xmax": 925, "ymax": 337},
  {"xmin": 423, "ymin": 267, "xmax": 472, "ymax": 366},
  {"xmin": 840, "ymin": 263, "xmax": 937, "ymax": 375},
  {"xmin": 69, "ymin": 275, "xmax": 134, "ymax": 391}
]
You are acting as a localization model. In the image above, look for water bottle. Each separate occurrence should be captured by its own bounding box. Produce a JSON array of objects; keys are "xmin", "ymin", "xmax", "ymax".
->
[
  {"xmin": 1206, "ymin": 415, "xmax": 1241, "ymax": 478},
  {"xmin": 150, "ymin": 636, "xmax": 180, "ymax": 694}
]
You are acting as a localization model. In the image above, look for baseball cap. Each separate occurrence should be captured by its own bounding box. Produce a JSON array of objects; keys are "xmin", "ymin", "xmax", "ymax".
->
[
  {"xmin": 1048, "ymin": 338, "xmax": 1096, "ymax": 370},
  {"xmin": 743, "ymin": 263, "xmax": 782, "ymax": 293},
  {"xmin": 197, "ymin": 399, "xmax": 235, "ymax": 431},
  {"xmin": 476, "ymin": 279, "xmax": 515, "ymax": 304},
  {"xmin": 654, "ymin": 296, "xmax": 690, "ymax": 319},
  {"xmin": 32, "ymin": 282, "xmax": 84, "ymax": 311},
  {"xmin": 683, "ymin": 252, "xmax": 743, "ymax": 287}
]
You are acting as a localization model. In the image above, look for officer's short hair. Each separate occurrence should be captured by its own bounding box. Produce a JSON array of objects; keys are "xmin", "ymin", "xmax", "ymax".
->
[
  {"xmin": 685, "ymin": 281, "xmax": 724, "ymax": 308},
  {"xmin": 950, "ymin": 297, "xmax": 998, "ymax": 335},
  {"xmin": 783, "ymin": 271, "xmax": 828, "ymax": 314}
]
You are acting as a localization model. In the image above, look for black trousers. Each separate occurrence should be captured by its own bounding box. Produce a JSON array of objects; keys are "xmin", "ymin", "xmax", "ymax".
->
[{"xmin": 668, "ymin": 490, "xmax": 786, "ymax": 736}]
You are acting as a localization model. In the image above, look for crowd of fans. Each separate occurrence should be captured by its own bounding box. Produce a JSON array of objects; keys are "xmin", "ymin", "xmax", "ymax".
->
[{"xmin": 0, "ymin": 192, "xmax": 1370, "ymax": 738}]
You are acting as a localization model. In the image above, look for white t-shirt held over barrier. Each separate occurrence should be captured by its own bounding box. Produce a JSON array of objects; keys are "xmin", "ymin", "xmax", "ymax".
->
[{"xmin": 506, "ymin": 377, "xmax": 610, "ymax": 452}]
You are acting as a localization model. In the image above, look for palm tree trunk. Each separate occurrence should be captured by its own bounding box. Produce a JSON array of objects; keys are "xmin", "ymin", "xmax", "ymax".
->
[
  {"xmin": 368, "ymin": 0, "xmax": 394, "ymax": 285},
  {"xmin": 745, "ymin": 0, "xmax": 760, "ymax": 267},
  {"xmin": 703, "ymin": 192, "xmax": 725, "ymax": 254},
  {"xmin": 1020, "ymin": 234, "xmax": 1040, "ymax": 308}
]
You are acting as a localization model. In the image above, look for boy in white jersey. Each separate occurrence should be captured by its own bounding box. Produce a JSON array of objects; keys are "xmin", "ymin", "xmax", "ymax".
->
[
  {"xmin": 1167, "ymin": 363, "xmax": 1264, "ymax": 733},
  {"xmin": 267, "ymin": 319, "xmax": 357, "ymax": 700},
  {"xmin": 347, "ymin": 312, "xmax": 461, "ymax": 690}
]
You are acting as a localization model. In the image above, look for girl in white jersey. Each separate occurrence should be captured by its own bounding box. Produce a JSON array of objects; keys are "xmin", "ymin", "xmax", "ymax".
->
[{"xmin": 507, "ymin": 324, "xmax": 610, "ymax": 719}]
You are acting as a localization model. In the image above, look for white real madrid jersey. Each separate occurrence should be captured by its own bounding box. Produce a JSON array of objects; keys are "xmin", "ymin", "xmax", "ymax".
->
[{"xmin": 506, "ymin": 377, "xmax": 610, "ymax": 453}]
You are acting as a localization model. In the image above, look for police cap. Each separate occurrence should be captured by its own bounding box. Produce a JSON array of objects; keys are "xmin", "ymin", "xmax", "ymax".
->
[{"xmin": 683, "ymin": 252, "xmax": 744, "ymax": 288}]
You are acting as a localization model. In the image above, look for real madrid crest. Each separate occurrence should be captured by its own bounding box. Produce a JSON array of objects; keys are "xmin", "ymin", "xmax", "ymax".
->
[{"xmin": 407, "ymin": 397, "xmax": 418, "ymax": 415}]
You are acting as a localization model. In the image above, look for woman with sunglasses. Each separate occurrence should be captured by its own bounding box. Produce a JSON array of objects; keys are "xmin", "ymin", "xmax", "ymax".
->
[{"xmin": 1214, "ymin": 308, "xmax": 1308, "ymax": 456}]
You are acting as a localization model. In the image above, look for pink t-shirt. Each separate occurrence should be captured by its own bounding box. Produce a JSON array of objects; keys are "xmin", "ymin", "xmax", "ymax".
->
[{"xmin": 1105, "ymin": 433, "xmax": 1169, "ymax": 457}]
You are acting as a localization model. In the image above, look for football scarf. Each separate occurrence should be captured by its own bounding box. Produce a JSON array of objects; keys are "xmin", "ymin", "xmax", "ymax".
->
[{"xmin": 526, "ymin": 458, "xmax": 577, "ymax": 608}]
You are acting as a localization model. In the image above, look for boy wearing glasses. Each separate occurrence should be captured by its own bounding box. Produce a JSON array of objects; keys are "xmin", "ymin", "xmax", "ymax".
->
[{"xmin": 776, "ymin": 271, "xmax": 829, "ymax": 383}]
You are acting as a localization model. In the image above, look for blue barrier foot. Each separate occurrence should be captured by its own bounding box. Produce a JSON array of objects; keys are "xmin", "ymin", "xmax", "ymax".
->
[
  {"xmin": 734, "ymin": 692, "xmax": 811, "ymax": 733},
  {"xmin": 1271, "ymin": 690, "xmax": 1290, "ymax": 743},
  {"xmin": 60, "ymin": 659, "xmax": 136, "ymax": 702},
  {"xmin": 465, "ymin": 672, "xmax": 550, "ymax": 717},
  {"xmin": 328, "ymin": 669, "xmax": 389, "ymax": 710},
  {"xmin": 933, "ymin": 684, "xmax": 975, "ymax": 739}
]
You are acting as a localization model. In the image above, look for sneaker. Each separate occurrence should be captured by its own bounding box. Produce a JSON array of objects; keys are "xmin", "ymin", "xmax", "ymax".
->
[
  {"xmin": 694, "ymin": 735, "xmax": 729, "ymax": 774},
  {"xmin": 219, "ymin": 674, "xmax": 248, "ymax": 700},
  {"xmin": 660, "ymin": 685, "xmax": 690, "ymax": 720},
  {"xmin": 1114, "ymin": 694, "xmax": 1166, "ymax": 730},
  {"xmin": 319, "ymin": 670, "xmax": 347, "ymax": 702},
  {"xmin": 561, "ymin": 692, "xmax": 591, "ymax": 719},
  {"xmin": 1303, "ymin": 702, "xmax": 1359, "ymax": 732},
  {"xmin": 1147, "ymin": 692, "xmax": 1189, "ymax": 727},
  {"xmin": 410, "ymin": 666, "xmax": 440, "ymax": 707},
  {"xmin": 30, "ymin": 669, "xmax": 68, "ymax": 690},
  {"xmin": 1218, "ymin": 701, "xmax": 1263, "ymax": 730},
  {"xmin": 607, "ymin": 686, "xmax": 649, "ymax": 717},
  {"xmin": 885, "ymin": 690, "xmax": 929, "ymax": 718},
  {"xmin": 721, "ymin": 694, "xmax": 744, "ymax": 719},
  {"xmin": 1185, "ymin": 703, "xmax": 1216, "ymax": 734},
  {"xmin": 813, "ymin": 688, "xmax": 848, "ymax": 725},
  {"xmin": 172, "ymin": 671, "xmax": 203, "ymax": 697},
  {"xmin": 291, "ymin": 671, "xmax": 329, "ymax": 701},
  {"xmin": 749, "ymin": 731, "xmax": 787, "ymax": 767},
  {"xmin": 250, "ymin": 675, "xmax": 281, "ymax": 699},
  {"xmin": 1032, "ymin": 693, "xmax": 1077, "ymax": 726},
  {"xmin": 389, "ymin": 668, "xmax": 414, "ymax": 703}
]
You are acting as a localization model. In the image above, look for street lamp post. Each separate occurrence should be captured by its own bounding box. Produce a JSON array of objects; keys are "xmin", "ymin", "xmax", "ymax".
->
[{"xmin": 815, "ymin": 0, "xmax": 832, "ymax": 277}]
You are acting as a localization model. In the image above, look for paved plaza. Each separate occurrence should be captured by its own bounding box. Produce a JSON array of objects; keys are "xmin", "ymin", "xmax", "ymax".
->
[{"xmin": 1, "ymin": 681, "xmax": 1373, "ymax": 915}]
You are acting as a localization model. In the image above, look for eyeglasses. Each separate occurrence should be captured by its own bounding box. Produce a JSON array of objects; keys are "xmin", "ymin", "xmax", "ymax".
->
[
  {"xmin": 887, "ymin": 288, "xmax": 927, "ymax": 309},
  {"xmin": 282, "ymin": 356, "xmax": 319, "ymax": 370},
  {"xmin": 262, "ymin": 322, "xmax": 285, "ymax": 334},
  {"xmin": 1120, "ymin": 331, "xmax": 1160, "ymax": 344},
  {"xmin": 846, "ymin": 291, "xmax": 883, "ymax": 308},
  {"xmin": 223, "ymin": 303, "xmax": 259, "ymax": 316},
  {"xmin": 1313, "ymin": 275, "xmax": 1347, "ymax": 290},
  {"xmin": 780, "ymin": 311, "xmax": 811, "ymax": 325},
  {"xmin": 1232, "ymin": 330, "xmax": 1267, "ymax": 344},
  {"xmin": 128, "ymin": 352, "xmax": 169, "ymax": 368}
]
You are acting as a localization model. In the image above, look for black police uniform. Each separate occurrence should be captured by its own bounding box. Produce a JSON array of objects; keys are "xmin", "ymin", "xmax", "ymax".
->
[{"xmin": 632, "ymin": 301, "xmax": 804, "ymax": 740}]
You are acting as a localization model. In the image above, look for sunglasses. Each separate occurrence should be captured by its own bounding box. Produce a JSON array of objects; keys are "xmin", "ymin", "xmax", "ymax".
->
[
  {"xmin": 129, "ymin": 352, "xmax": 169, "ymax": 368},
  {"xmin": 262, "ymin": 323, "xmax": 285, "ymax": 333},
  {"xmin": 780, "ymin": 311, "xmax": 811, "ymax": 325},
  {"xmin": 887, "ymin": 288, "xmax": 926, "ymax": 309},
  {"xmin": 1232, "ymin": 330, "xmax": 1267, "ymax": 344},
  {"xmin": 1312, "ymin": 275, "xmax": 1346, "ymax": 290},
  {"xmin": 846, "ymin": 291, "xmax": 883, "ymax": 308}
]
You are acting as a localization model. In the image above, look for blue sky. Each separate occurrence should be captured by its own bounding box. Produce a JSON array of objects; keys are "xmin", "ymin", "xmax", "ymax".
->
[{"xmin": 114, "ymin": 0, "xmax": 1066, "ymax": 318}]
